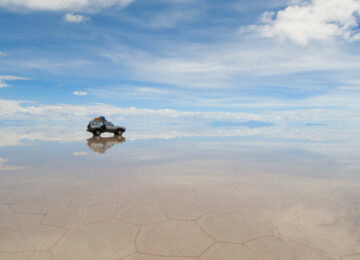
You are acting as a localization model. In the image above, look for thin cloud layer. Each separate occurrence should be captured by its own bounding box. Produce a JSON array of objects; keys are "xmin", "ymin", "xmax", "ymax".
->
[
  {"xmin": 73, "ymin": 91, "xmax": 88, "ymax": 96},
  {"xmin": 102, "ymin": 38, "xmax": 360, "ymax": 89},
  {"xmin": 255, "ymin": 0, "xmax": 360, "ymax": 45},
  {"xmin": 63, "ymin": 13, "xmax": 88, "ymax": 23},
  {"xmin": 0, "ymin": 0, "xmax": 134, "ymax": 12},
  {"xmin": 1, "ymin": 85, "xmax": 359, "ymax": 125},
  {"xmin": 0, "ymin": 75, "xmax": 27, "ymax": 88}
]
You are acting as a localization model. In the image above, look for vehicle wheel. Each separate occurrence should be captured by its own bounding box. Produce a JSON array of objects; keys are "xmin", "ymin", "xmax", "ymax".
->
[
  {"xmin": 115, "ymin": 129, "xmax": 123, "ymax": 136},
  {"xmin": 93, "ymin": 130, "xmax": 101, "ymax": 136}
]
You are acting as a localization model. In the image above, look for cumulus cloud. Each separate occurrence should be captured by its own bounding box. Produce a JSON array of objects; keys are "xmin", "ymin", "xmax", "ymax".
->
[
  {"xmin": 255, "ymin": 0, "xmax": 360, "ymax": 45},
  {"xmin": 63, "ymin": 13, "xmax": 87, "ymax": 23},
  {"xmin": 0, "ymin": 0, "xmax": 134, "ymax": 12},
  {"xmin": 73, "ymin": 91, "xmax": 88, "ymax": 96},
  {"xmin": 0, "ymin": 75, "xmax": 27, "ymax": 88}
]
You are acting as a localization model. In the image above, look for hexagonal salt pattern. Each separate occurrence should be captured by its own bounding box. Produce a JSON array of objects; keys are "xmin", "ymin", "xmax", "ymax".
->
[
  {"xmin": 52, "ymin": 220, "xmax": 138, "ymax": 260},
  {"xmin": 0, "ymin": 252, "xmax": 51, "ymax": 260},
  {"xmin": 0, "ymin": 212, "xmax": 42, "ymax": 236},
  {"xmin": 0, "ymin": 225, "xmax": 65, "ymax": 251},
  {"xmin": 342, "ymin": 255, "xmax": 360, "ymax": 260},
  {"xmin": 43, "ymin": 205, "xmax": 121, "ymax": 228},
  {"xmin": 1, "ymin": 145, "xmax": 359, "ymax": 260},
  {"xmin": 277, "ymin": 222, "xmax": 360, "ymax": 257},
  {"xmin": 200, "ymin": 243, "xmax": 262, "ymax": 260},
  {"xmin": 198, "ymin": 213, "xmax": 277, "ymax": 243},
  {"xmin": 245, "ymin": 235, "xmax": 336, "ymax": 260},
  {"xmin": 136, "ymin": 221, "xmax": 213, "ymax": 256},
  {"xmin": 122, "ymin": 253, "xmax": 197, "ymax": 260},
  {"xmin": 115, "ymin": 204, "xmax": 167, "ymax": 225},
  {"xmin": 10, "ymin": 193, "xmax": 71, "ymax": 214},
  {"xmin": 161, "ymin": 201, "xmax": 203, "ymax": 221}
]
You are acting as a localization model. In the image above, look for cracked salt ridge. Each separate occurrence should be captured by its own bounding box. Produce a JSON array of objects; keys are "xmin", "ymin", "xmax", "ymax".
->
[{"xmin": 0, "ymin": 144, "xmax": 359, "ymax": 259}]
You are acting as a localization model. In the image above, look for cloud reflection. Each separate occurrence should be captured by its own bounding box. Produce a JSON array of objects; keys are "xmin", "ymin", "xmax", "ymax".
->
[{"xmin": 0, "ymin": 158, "xmax": 25, "ymax": 171}]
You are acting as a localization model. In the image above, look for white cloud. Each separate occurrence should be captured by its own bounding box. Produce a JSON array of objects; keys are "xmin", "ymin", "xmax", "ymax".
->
[
  {"xmin": 73, "ymin": 91, "xmax": 88, "ymax": 96},
  {"xmin": 19, "ymin": 59, "xmax": 92, "ymax": 73},
  {"xmin": 0, "ymin": 0, "xmax": 134, "ymax": 12},
  {"xmin": 0, "ymin": 75, "xmax": 27, "ymax": 88},
  {"xmin": 0, "ymin": 89, "xmax": 360, "ymax": 158},
  {"xmin": 254, "ymin": 0, "xmax": 360, "ymax": 45},
  {"xmin": 0, "ymin": 75, "xmax": 27, "ymax": 81},
  {"xmin": 102, "ymin": 38, "xmax": 360, "ymax": 89},
  {"xmin": 0, "ymin": 104, "xmax": 359, "ymax": 158},
  {"xmin": 63, "ymin": 13, "xmax": 87, "ymax": 23},
  {"xmin": 89, "ymin": 86, "xmax": 178, "ymax": 100},
  {"xmin": 145, "ymin": 9, "xmax": 198, "ymax": 28},
  {"xmin": 1, "ymin": 84, "xmax": 360, "ymax": 127},
  {"xmin": 0, "ymin": 51, "xmax": 6, "ymax": 57}
]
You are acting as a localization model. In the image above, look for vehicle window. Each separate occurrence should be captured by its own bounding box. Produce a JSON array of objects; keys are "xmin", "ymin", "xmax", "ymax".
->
[
  {"xmin": 92, "ymin": 121, "xmax": 98, "ymax": 125},
  {"xmin": 106, "ymin": 122, "xmax": 114, "ymax": 126}
]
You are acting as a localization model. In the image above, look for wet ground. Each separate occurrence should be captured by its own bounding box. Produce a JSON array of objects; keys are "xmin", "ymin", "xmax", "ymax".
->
[{"xmin": 0, "ymin": 134, "xmax": 359, "ymax": 260}]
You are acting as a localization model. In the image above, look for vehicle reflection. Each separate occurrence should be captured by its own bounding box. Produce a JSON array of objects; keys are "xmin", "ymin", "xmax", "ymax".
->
[{"xmin": 87, "ymin": 135, "xmax": 126, "ymax": 154}]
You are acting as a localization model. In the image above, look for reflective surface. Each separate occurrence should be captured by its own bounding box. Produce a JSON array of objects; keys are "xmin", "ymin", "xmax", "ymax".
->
[
  {"xmin": 0, "ymin": 130, "xmax": 359, "ymax": 260},
  {"xmin": 87, "ymin": 136, "xmax": 126, "ymax": 154}
]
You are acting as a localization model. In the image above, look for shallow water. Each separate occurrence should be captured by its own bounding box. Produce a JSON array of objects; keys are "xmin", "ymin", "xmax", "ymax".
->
[{"xmin": 0, "ymin": 131, "xmax": 359, "ymax": 260}]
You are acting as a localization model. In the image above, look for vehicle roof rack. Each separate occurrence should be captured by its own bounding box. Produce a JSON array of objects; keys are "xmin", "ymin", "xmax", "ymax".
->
[{"xmin": 94, "ymin": 116, "xmax": 106, "ymax": 121}]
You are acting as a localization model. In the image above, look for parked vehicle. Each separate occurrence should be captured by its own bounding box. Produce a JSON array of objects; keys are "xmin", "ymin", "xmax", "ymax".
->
[{"xmin": 87, "ymin": 116, "xmax": 126, "ymax": 136}]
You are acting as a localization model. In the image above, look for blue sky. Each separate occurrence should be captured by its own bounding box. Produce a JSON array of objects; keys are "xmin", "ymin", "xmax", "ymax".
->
[{"xmin": 1, "ymin": 0, "xmax": 360, "ymax": 127}]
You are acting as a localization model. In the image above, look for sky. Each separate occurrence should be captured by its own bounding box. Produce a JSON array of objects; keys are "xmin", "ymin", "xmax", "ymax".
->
[{"xmin": 1, "ymin": 0, "xmax": 360, "ymax": 144}]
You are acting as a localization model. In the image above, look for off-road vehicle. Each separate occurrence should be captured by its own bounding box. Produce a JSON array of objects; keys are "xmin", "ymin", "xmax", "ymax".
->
[{"xmin": 87, "ymin": 116, "xmax": 126, "ymax": 136}]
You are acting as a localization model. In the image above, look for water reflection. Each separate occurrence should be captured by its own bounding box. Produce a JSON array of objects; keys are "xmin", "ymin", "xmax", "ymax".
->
[
  {"xmin": 87, "ymin": 136, "xmax": 125, "ymax": 154},
  {"xmin": 0, "ymin": 135, "xmax": 359, "ymax": 259}
]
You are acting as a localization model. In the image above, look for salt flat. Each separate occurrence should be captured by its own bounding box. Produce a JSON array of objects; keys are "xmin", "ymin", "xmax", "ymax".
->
[{"xmin": 0, "ymin": 136, "xmax": 359, "ymax": 260}]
